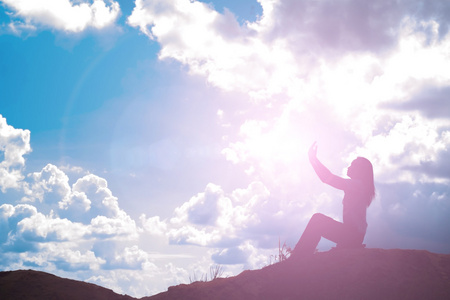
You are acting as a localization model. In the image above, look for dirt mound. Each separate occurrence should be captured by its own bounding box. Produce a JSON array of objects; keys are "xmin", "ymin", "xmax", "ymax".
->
[
  {"xmin": 146, "ymin": 248, "xmax": 450, "ymax": 300},
  {"xmin": 1, "ymin": 248, "xmax": 449, "ymax": 299},
  {"xmin": 0, "ymin": 269, "xmax": 135, "ymax": 300}
]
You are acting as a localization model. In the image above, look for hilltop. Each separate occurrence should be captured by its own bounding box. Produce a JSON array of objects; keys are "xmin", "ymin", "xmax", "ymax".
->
[
  {"xmin": 147, "ymin": 248, "xmax": 450, "ymax": 300},
  {"xmin": 1, "ymin": 248, "xmax": 449, "ymax": 300},
  {"xmin": 0, "ymin": 269, "xmax": 135, "ymax": 300}
]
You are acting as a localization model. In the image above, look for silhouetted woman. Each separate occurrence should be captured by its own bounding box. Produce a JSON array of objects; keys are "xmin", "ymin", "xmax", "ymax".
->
[{"xmin": 292, "ymin": 142, "xmax": 375, "ymax": 257}]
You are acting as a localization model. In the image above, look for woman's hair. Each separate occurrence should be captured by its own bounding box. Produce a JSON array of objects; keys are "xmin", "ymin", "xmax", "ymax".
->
[{"xmin": 353, "ymin": 157, "xmax": 376, "ymax": 206}]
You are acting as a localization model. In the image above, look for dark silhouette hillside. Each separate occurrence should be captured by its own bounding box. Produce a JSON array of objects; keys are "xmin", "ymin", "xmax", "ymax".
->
[
  {"xmin": 1, "ymin": 248, "xmax": 449, "ymax": 300},
  {"xmin": 0, "ymin": 269, "xmax": 135, "ymax": 300},
  {"xmin": 146, "ymin": 248, "xmax": 450, "ymax": 300}
]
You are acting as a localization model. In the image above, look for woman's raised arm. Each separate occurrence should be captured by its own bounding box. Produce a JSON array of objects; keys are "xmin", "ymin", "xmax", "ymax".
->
[{"xmin": 308, "ymin": 142, "xmax": 352, "ymax": 191}]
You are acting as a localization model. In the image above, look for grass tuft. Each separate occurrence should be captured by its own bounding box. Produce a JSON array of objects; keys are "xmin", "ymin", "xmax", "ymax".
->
[
  {"xmin": 269, "ymin": 237, "xmax": 292, "ymax": 264},
  {"xmin": 189, "ymin": 264, "xmax": 224, "ymax": 283}
]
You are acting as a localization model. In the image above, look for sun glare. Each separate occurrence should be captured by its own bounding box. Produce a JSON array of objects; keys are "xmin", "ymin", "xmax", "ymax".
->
[{"xmin": 223, "ymin": 111, "xmax": 310, "ymax": 176}]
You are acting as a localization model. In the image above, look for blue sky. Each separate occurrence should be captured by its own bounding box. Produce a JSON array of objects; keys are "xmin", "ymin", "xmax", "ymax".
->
[{"xmin": 1, "ymin": 0, "xmax": 450, "ymax": 297}]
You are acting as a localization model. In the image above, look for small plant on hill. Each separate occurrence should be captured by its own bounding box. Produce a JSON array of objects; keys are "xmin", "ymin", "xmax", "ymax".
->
[
  {"xmin": 189, "ymin": 272, "xmax": 208, "ymax": 283},
  {"xmin": 269, "ymin": 237, "xmax": 292, "ymax": 264},
  {"xmin": 209, "ymin": 264, "xmax": 224, "ymax": 280},
  {"xmin": 189, "ymin": 264, "xmax": 224, "ymax": 283}
]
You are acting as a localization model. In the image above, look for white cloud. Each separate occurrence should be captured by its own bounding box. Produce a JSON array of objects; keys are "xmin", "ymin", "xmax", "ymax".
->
[
  {"xmin": 89, "ymin": 214, "xmax": 139, "ymax": 239},
  {"xmin": 0, "ymin": 204, "xmax": 36, "ymax": 247},
  {"xmin": 164, "ymin": 180, "xmax": 334, "ymax": 258},
  {"xmin": 2, "ymin": 0, "xmax": 121, "ymax": 33},
  {"xmin": 108, "ymin": 245, "xmax": 155, "ymax": 269},
  {"xmin": 14, "ymin": 242, "xmax": 106, "ymax": 271},
  {"xmin": 128, "ymin": 0, "xmax": 298, "ymax": 99},
  {"xmin": 167, "ymin": 182, "xmax": 267, "ymax": 247},
  {"xmin": 127, "ymin": 0, "xmax": 450, "ymax": 103},
  {"xmin": 127, "ymin": 1, "xmax": 450, "ymax": 203},
  {"xmin": 140, "ymin": 214, "xmax": 167, "ymax": 236},
  {"xmin": 70, "ymin": 174, "xmax": 122, "ymax": 219},
  {"xmin": 23, "ymin": 164, "xmax": 71, "ymax": 204},
  {"xmin": 0, "ymin": 115, "xmax": 31, "ymax": 192},
  {"xmin": 17, "ymin": 212, "xmax": 87, "ymax": 242},
  {"xmin": 350, "ymin": 114, "xmax": 450, "ymax": 184},
  {"xmin": 367, "ymin": 181, "xmax": 450, "ymax": 253},
  {"xmin": 171, "ymin": 183, "xmax": 223, "ymax": 226},
  {"xmin": 21, "ymin": 165, "xmax": 135, "ymax": 234},
  {"xmin": 0, "ymin": 117, "xmax": 150, "ymax": 295}
]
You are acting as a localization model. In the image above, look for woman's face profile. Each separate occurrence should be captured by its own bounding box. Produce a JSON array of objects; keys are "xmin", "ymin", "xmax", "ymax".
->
[
  {"xmin": 347, "ymin": 157, "xmax": 372, "ymax": 179},
  {"xmin": 347, "ymin": 159, "xmax": 360, "ymax": 179}
]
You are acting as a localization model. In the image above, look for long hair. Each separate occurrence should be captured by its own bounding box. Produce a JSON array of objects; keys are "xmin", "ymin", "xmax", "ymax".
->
[{"xmin": 354, "ymin": 157, "xmax": 375, "ymax": 207}]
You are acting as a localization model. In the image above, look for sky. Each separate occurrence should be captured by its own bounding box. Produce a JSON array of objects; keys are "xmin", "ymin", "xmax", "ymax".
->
[{"xmin": 1, "ymin": 0, "xmax": 450, "ymax": 297}]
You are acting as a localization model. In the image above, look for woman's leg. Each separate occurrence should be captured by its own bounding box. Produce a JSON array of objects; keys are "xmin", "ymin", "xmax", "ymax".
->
[{"xmin": 292, "ymin": 213, "xmax": 360, "ymax": 256}]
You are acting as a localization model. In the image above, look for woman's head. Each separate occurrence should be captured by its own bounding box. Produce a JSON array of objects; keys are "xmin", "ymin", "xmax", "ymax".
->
[{"xmin": 347, "ymin": 157, "xmax": 375, "ymax": 206}]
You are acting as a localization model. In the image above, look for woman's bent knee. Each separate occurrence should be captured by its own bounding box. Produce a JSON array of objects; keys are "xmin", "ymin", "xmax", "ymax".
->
[
  {"xmin": 312, "ymin": 213, "xmax": 325, "ymax": 219},
  {"xmin": 311, "ymin": 213, "xmax": 327, "ymax": 223}
]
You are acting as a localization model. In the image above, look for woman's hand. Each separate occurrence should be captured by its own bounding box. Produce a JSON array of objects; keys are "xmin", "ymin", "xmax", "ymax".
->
[
  {"xmin": 308, "ymin": 141, "xmax": 334, "ymax": 184},
  {"xmin": 308, "ymin": 141, "xmax": 318, "ymax": 163}
]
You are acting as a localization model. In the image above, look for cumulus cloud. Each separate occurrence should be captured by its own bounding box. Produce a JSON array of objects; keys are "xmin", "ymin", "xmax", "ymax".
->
[
  {"xmin": 20, "ymin": 163, "xmax": 136, "ymax": 235},
  {"xmin": 0, "ymin": 116, "xmax": 215, "ymax": 297},
  {"xmin": 128, "ymin": 0, "xmax": 450, "ymax": 190},
  {"xmin": 0, "ymin": 116, "xmax": 155, "ymax": 295},
  {"xmin": 70, "ymin": 174, "xmax": 122, "ymax": 218},
  {"xmin": 256, "ymin": 0, "xmax": 450, "ymax": 54},
  {"xmin": 367, "ymin": 181, "xmax": 450, "ymax": 252},
  {"xmin": 128, "ymin": 0, "xmax": 298, "ymax": 98},
  {"xmin": 47, "ymin": 246, "xmax": 105, "ymax": 271},
  {"xmin": 140, "ymin": 214, "xmax": 167, "ymax": 236},
  {"xmin": 2, "ymin": 0, "xmax": 121, "ymax": 33},
  {"xmin": 166, "ymin": 182, "xmax": 268, "ymax": 247},
  {"xmin": 128, "ymin": 0, "xmax": 450, "ymax": 101},
  {"xmin": 385, "ymin": 85, "xmax": 450, "ymax": 119},
  {"xmin": 17, "ymin": 212, "xmax": 87, "ymax": 242},
  {"xmin": 97, "ymin": 245, "xmax": 157, "ymax": 270},
  {"xmin": 23, "ymin": 164, "xmax": 71, "ymax": 205},
  {"xmin": 349, "ymin": 114, "xmax": 450, "ymax": 183},
  {"xmin": 0, "ymin": 115, "xmax": 31, "ymax": 192},
  {"xmin": 0, "ymin": 204, "xmax": 38, "ymax": 252},
  {"xmin": 159, "ymin": 180, "xmax": 340, "ymax": 266}
]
